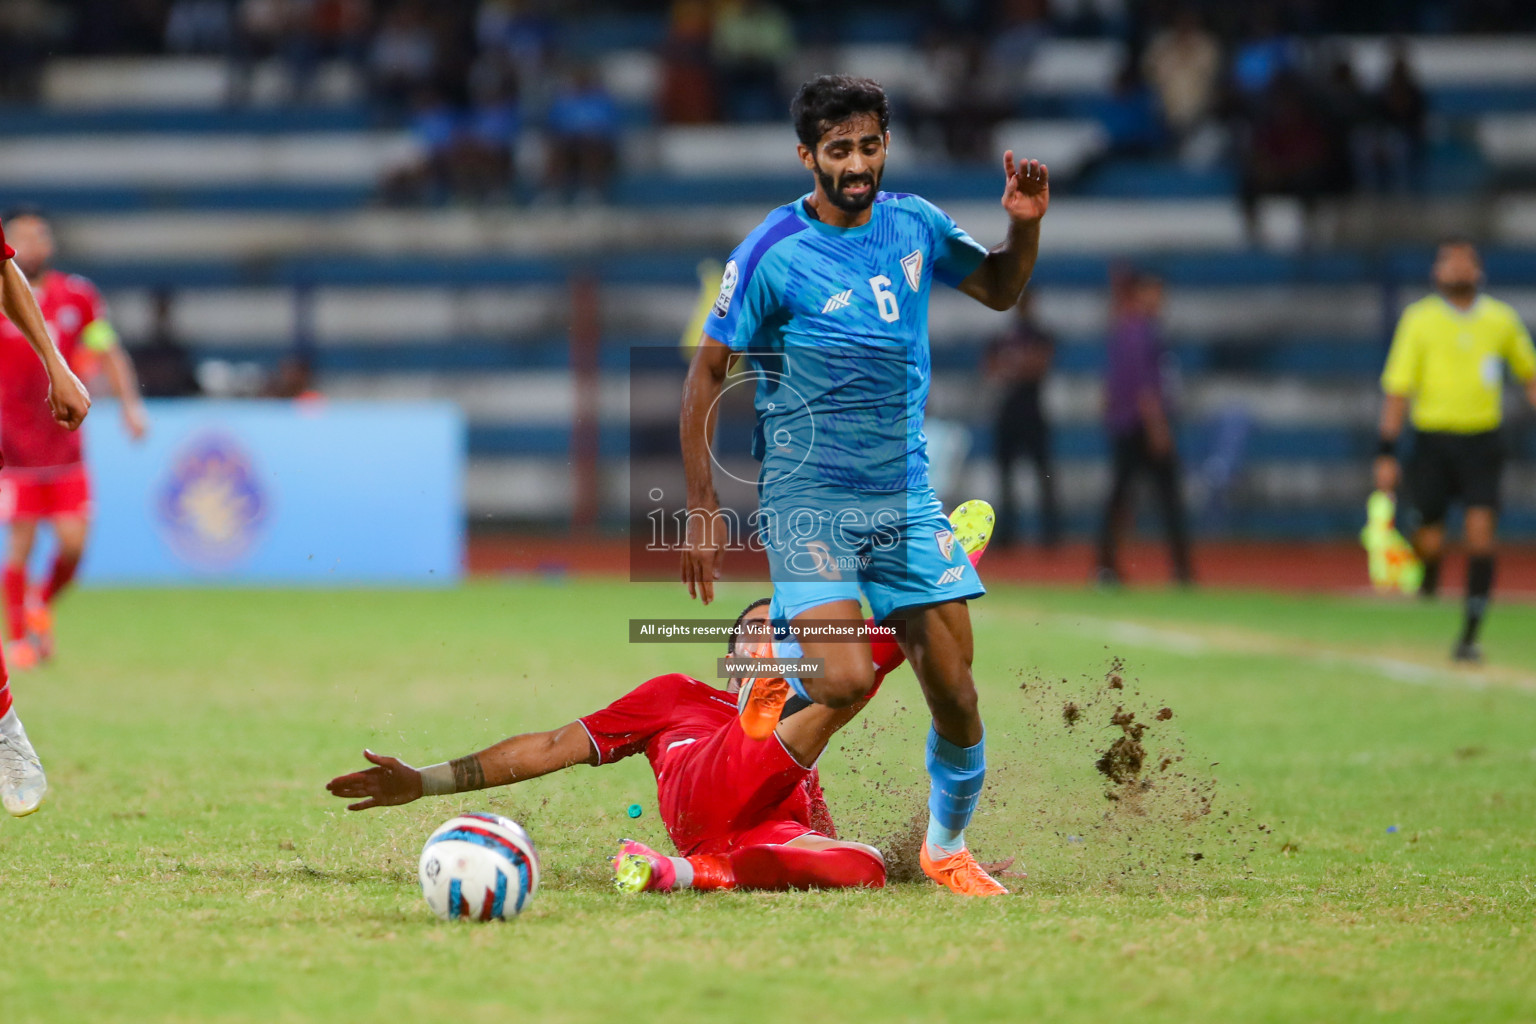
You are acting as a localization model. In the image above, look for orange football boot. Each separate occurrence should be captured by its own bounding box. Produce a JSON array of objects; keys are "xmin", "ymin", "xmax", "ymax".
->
[
  {"xmin": 736, "ymin": 639, "xmax": 790, "ymax": 741},
  {"xmin": 7, "ymin": 638, "xmax": 41, "ymax": 671},
  {"xmin": 920, "ymin": 844, "xmax": 1010, "ymax": 897},
  {"xmin": 26, "ymin": 600, "xmax": 53, "ymax": 660}
]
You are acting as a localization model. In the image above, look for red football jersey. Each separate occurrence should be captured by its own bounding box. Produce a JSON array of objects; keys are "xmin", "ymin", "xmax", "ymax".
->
[
  {"xmin": 582, "ymin": 672, "xmax": 828, "ymax": 830},
  {"xmin": 0, "ymin": 220, "xmax": 12, "ymax": 261},
  {"xmin": 580, "ymin": 673, "xmax": 741, "ymax": 767},
  {"xmin": 0, "ymin": 271, "xmax": 106, "ymax": 468}
]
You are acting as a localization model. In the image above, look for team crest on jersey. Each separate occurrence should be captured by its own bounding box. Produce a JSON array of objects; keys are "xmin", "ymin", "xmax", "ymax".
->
[
  {"xmin": 934, "ymin": 528, "xmax": 955, "ymax": 561},
  {"xmin": 713, "ymin": 260, "xmax": 739, "ymax": 318},
  {"xmin": 901, "ymin": 250, "xmax": 924, "ymax": 291},
  {"xmin": 156, "ymin": 433, "xmax": 268, "ymax": 568}
]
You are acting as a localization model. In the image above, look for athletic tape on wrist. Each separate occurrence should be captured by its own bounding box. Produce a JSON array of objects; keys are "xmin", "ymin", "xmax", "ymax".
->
[{"xmin": 418, "ymin": 762, "xmax": 456, "ymax": 797}]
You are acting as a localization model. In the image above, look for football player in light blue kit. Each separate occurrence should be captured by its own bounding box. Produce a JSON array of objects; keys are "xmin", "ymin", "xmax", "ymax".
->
[{"xmin": 679, "ymin": 75, "xmax": 1048, "ymax": 896}]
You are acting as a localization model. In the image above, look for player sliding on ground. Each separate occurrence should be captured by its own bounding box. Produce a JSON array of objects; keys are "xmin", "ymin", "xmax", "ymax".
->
[
  {"xmin": 0, "ymin": 215, "xmax": 92, "ymax": 817},
  {"xmin": 329, "ymin": 504, "xmax": 994, "ymax": 894},
  {"xmin": 679, "ymin": 74, "xmax": 1047, "ymax": 896}
]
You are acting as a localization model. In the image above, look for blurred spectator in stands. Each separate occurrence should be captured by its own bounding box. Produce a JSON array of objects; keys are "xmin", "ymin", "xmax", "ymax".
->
[
  {"xmin": 165, "ymin": 0, "xmax": 235, "ymax": 55},
  {"xmin": 368, "ymin": 0, "xmax": 437, "ymax": 110},
  {"xmin": 710, "ymin": 0, "xmax": 794, "ymax": 122},
  {"xmin": 1238, "ymin": 72, "xmax": 1336, "ymax": 245},
  {"xmin": 71, "ymin": 0, "xmax": 163, "ymax": 54},
  {"xmin": 907, "ymin": 33, "xmax": 1005, "ymax": 162},
  {"xmin": 476, "ymin": 0, "xmax": 556, "ymax": 108},
  {"xmin": 1053, "ymin": 0, "xmax": 1130, "ymax": 37},
  {"xmin": 1142, "ymin": 7, "xmax": 1221, "ymax": 144},
  {"xmin": 985, "ymin": 290, "xmax": 1059, "ymax": 549},
  {"xmin": 1095, "ymin": 269, "xmax": 1192, "ymax": 587},
  {"xmin": 983, "ymin": 0, "xmax": 1051, "ymax": 103},
  {"xmin": 0, "ymin": 0, "xmax": 66, "ymax": 100},
  {"xmin": 659, "ymin": 0, "xmax": 719, "ymax": 124},
  {"xmin": 132, "ymin": 290, "xmax": 202, "ymax": 399},
  {"xmin": 543, "ymin": 66, "xmax": 621, "ymax": 204},
  {"xmin": 228, "ymin": 0, "xmax": 293, "ymax": 104},
  {"xmin": 379, "ymin": 87, "xmax": 458, "ymax": 203},
  {"xmin": 1230, "ymin": 5, "xmax": 1297, "ymax": 101},
  {"xmin": 1319, "ymin": 55, "xmax": 1368, "ymax": 195},
  {"xmin": 1090, "ymin": 59, "xmax": 1168, "ymax": 160},
  {"xmin": 455, "ymin": 76, "xmax": 521, "ymax": 201},
  {"xmin": 1357, "ymin": 45, "xmax": 1426, "ymax": 193},
  {"xmin": 296, "ymin": 0, "xmax": 372, "ymax": 99},
  {"xmin": 264, "ymin": 355, "xmax": 321, "ymax": 399}
]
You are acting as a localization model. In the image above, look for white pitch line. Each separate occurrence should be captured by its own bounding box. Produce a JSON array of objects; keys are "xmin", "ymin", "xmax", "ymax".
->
[{"xmin": 1025, "ymin": 611, "xmax": 1535, "ymax": 693}]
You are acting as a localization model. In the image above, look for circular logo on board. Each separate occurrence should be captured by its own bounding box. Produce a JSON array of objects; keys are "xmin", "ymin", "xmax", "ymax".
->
[{"xmin": 156, "ymin": 433, "xmax": 268, "ymax": 568}]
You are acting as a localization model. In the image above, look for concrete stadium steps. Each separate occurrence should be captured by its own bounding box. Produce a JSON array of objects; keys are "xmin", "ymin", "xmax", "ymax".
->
[
  {"xmin": 96, "ymin": 279, "xmax": 1536, "ymax": 350},
  {"xmin": 40, "ymin": 37, "xmax": 1536, "ymax": 112},
  {"xmin": 317, "ymin": 369, "xmax": 1388, "ymax": 433},
  {"xmin": 47, "ymin": 200, "xmax": 1314, "ymax": 261},
  {"xmin": 179, "ymin": 333, "xmax": 1395, "ymax": 381},
  {"xmin": 486, "ymin": 453, "xmax": 1536, "ymax": 527},
  {"xmin": 0, "ymin": 121, "xmax": 1102, "ymax": 190},
  {"xmin": 0, "ymin": 133, "xmax": 416, "ymax": 186},
  {"xmin": 58, "ymin": 245, "xmax": 1536, "ymax": 291}
]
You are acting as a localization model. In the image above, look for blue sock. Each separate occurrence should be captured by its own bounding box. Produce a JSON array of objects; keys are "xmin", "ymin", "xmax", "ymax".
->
[{"xmin": 924, "ymin": 726, "xmax": 985, "ymax": 856}]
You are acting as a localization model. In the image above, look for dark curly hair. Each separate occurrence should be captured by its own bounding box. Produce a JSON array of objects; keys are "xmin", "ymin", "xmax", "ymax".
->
[
  {"xmin": 791, "ymin": 74, "xmax": 890, "ymax": 149},
  {"xmin": 728, "ymin": 597, "xmax": 773, "ymax": 656}
]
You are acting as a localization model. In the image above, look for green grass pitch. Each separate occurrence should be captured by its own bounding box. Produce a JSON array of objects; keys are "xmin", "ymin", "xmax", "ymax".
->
[{"xmin": 2, "ymin": 579, "xmax": 1534, "ymax": 1023}]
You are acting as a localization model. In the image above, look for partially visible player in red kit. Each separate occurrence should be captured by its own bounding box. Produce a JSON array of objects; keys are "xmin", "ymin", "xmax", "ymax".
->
[
  {"xmin": 0, "ymin": 208, "xmax": 147, "ymax": 669},
  {"xmin": 325, "ymin": 507, "xmax": 997, "ymax": 893},
  {"xmin": 0, "ymin": 214, "xmax": 93, "ymax": 817},
  {"xmin": 326, "ymin": 600, "xmax": 893, "ymax": 892}
]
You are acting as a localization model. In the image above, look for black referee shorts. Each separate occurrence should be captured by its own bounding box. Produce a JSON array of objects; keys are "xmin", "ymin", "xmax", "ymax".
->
[{"xmin": 1409, "ymin": 430, "xmax": 1505, "ymax": 525}]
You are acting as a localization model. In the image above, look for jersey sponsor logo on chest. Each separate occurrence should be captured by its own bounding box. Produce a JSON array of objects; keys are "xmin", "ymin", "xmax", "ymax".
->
[{"xmin": 821, "ymin": 289, "xmax": 853, "ymax": 314}]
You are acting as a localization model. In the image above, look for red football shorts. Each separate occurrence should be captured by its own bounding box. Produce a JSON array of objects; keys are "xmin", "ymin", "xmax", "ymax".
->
[
  {"xmin": 657, "ymin": 720, "xmax": 821, "ymax": 857},
  {"xmin": 0, "ymin": 465, "xmax": 92, "ymax": 521}
]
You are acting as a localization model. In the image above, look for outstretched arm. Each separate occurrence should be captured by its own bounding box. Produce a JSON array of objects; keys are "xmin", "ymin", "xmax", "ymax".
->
[
  {"xmin": 679, "ymin": 336, "xmax": 734, "ymax": 604},
  {"xmin": 0, "ymin": 259, "xmax": 90, "ymax": 429},
  {"xmin": 325, "ymin": 723, "xmax": 597, "ymax": 811},
  {"xmin": 100, "ymin": 342, "xmax": 149, "ymax": 440},
  {"xmin": 958, "ymin": 151, "xmax": 1050, "ymax": 312}
]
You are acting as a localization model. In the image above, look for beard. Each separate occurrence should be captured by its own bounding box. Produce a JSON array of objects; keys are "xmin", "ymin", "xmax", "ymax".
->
[{"xmin": 815, "ymin": 162, "xmax": 881, "ymax": 213}]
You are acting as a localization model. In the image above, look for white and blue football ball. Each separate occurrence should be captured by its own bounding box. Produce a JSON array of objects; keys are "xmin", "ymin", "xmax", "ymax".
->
[{"xmin": 418, "ymin": 812, "xmax": 541, "ymax": 922}]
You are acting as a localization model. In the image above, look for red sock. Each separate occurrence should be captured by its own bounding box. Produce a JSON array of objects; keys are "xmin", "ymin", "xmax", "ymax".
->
[
  {"xmin": 42, "ymin": 553, "xmax": 80, "ymax": 605},
  {"xmin": 690, "ymin": 845, "xmax": 886, "ymax": 891},
  {"xmin": 803, "ymin": 769, "xmax": 838, "ymax": 839},
  {"xmin": 0, "ymin": 673, "xmax": 11, "ymax": 718},
  {"xmin": 3, "ymin": 566, "xmax": 27, "ymax": 642}
]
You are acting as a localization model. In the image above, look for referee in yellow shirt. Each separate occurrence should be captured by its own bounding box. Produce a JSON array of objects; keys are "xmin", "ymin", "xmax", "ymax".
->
[{"xmin": 1376, "ymin": 239, "xmax": 1536, "ymax": 662}]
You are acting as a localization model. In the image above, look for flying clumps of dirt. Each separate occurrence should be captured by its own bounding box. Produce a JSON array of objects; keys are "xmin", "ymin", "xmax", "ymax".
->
[
  {"xmin": 1095, "ymin": 708, "xmax": 1148, "ymax": 787},
  {"xmin": 825, "ymin": 656, "xmax": 1260, "ymax": 890}
]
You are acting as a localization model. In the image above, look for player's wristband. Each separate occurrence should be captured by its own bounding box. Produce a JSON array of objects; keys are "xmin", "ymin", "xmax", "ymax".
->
[
  {"xmin": 418, "ymin": 762, "xmax": 456, "ymax": 797},
  {"xmin": 1376, "ymin": 438, "xmax": 1397, "ymax": 458}
]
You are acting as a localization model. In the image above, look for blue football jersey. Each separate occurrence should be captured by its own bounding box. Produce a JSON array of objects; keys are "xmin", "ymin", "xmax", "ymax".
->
[{"xmin": 702, "ymin": 192, "xmax": 988, "ymax": 501}]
